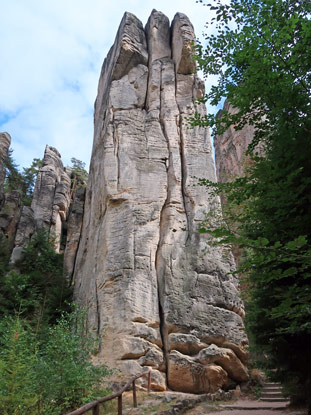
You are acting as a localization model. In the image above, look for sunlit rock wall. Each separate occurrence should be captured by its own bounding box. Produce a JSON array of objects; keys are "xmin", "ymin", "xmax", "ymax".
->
[{"xmin": 73, "ymin": 10, "xmax": 248, "ymax": 393}]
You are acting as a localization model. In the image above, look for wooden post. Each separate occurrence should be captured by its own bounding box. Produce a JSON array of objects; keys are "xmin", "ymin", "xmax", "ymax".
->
[
  {"xmin": 147, "ymin": 371, "xmax": 151, "ymax": 393},
  {"xmin": 92, "ymin": 403, "xmax": 100, "ymax": 415},
  {"xmin": 132, "ymin": 379, "xmax": 137, "ymax": 408},
  {"xmin": 118, "ymin": 394, "xmax": 122, "ymax": 415}
]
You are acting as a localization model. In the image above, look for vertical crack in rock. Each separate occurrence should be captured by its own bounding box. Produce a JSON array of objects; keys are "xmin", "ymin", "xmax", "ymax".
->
[
  {"xmin": 68, "ymin": 197, "xmax": 85, "ymax": 286},
  {"xmin": 155, "ymin": 59, "xmax": 171, "ymax": 386},
  {"xmin": 95, "ymin": 280, "xmax": 101, "ymax": 348},
  {"xmin": 179, "ymin": 114, "xmax": 192, "ymax": 242},
  {"xmin": 72, "ymin": 11, "xmax": 248, "ymax": 393},
  {"xmin": 112, "ymin": 116, "xmax": 121, "ymax": 188}
]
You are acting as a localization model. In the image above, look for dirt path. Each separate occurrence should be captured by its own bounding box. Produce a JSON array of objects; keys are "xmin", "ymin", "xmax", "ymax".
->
[
  {"xmin": 96, "ymin": 391, "xmax": 307, "ymax": 415},
  {"xmin": 186, "ymin": 398, "xmax": 307, "ymax": 415}
]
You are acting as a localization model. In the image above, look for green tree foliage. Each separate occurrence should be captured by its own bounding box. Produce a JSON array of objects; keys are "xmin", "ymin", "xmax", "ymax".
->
[
  {"xmin": 4, "ymin": 149, "xmax": 23, "ymax": 194},
  {"xmin": 193, "ymin": 0, "xmax": 311, "ymax": 409},
  {"xmin": 70, "ymin": 157, "xmax": 88, "ymax": 188},
  {"xmin": 36, "ymin": 309, "xmax": 110, "ymax": 414},
  {"xmin": 0, "ymin": 312, "xmax": 110, "ymax": 415},
  {"xmin": 0, "ymin": 232, "xmax": 110, "ymax": 414},
  {"xmin": 19, "ymin": 158, "xmax": 42, "ymax": 206},
  {"xmin": 0, "ymin": 318, "xmax": 39, "ymax": 415},
  {"xmin": 0, "ymin": 234, "xmax": 10, "ymax": 276},
  {"xmin": 0, "ymin": 230, "xmax": 72, "ymax": 326},
  {"xmin": 4, "ymin": 150, "xmax": 42, "ymax": 206}
]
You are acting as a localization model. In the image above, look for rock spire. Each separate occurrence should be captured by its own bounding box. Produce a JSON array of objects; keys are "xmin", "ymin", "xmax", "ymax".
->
[{"xmin": 73, "ymin": 10, "xmax": 248, "ymax": 392}]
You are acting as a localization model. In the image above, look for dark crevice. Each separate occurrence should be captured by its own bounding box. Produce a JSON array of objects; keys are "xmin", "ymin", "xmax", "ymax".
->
[
  {"xmin": 69, "ymin": 189, "xmax": 86, "ymax": 286},
  {"xmin": 175, "ymin": 72, "xmax": 195, "ymax": 244},
  {"xmin": 178, "ymin": 116, "xmax": 192, "ymax": 243},
  {"xmin": 112, "ymin": 114, "xmax": 121, "ymax": 188},
  {"xmin": 94, "ymin": 281, "xmax": 101, "ymax": 352},
  {"xmin": 154, "ymin": 59, "xmax": 170, "ymax": 387},
  {"xmin": 47, "ymin": 177, "xmax": 59, "ymax": 237},
  {"xmin": 143, "ymin": 67, "xmax": 150, "ymax": 111}
]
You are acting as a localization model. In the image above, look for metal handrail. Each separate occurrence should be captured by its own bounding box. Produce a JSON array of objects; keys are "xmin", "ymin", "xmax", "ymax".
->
[{"xmin": 65, "ymin": 370, "xmax": 151, "ymax": 415}]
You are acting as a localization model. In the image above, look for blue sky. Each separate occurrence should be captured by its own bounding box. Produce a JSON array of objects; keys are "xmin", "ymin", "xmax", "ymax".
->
[{"xmin": 0, "ymin": 0, "xmax": 220, "ymax": 170}]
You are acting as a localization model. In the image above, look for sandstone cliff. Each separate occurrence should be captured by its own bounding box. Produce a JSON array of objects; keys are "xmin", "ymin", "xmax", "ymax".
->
[
  {"xmin": 0, "ymin": 130, "xmax": 86, "ymax": 278},
  {"xmin": 214, "ymin": 101, "xmax": 265, "ymax": 267},
  {"xmin": 214, "ymin": 100, "xmax": 263, "ymax": 184},
  {"xmin": 0, "ymin": 133, "xmax": 11, "ymax": 209},
  {"xmin": 0, "ymin": 142, "xmax": 85, "ymax": 268},
  {"xmin": 73, "ymin": 10, "xmax": 248, "ymax": 393},
  {"xmin": 0, "ymin": 132, "xmax": 22, "ymax": 248},
  {"xmin": 10, "ymin": 146, "xmax": 70, "ymax": 261}
]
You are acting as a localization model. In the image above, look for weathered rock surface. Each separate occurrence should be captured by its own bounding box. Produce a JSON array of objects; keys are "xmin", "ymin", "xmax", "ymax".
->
[
  {"xmin": 31, "ymin": 145, "xmax": 72, "ymax": 251},
  {"xmin": 11, "ymin": 206, "xmax": 35, "ymax": 263},
  {"xmin": 0, "ymin": 132, "xmax": 11, "ymax": 209},
  {"xmin": 214, "ymin": 100, "xmax": 263, "ymax": 184},
  {"xmin": 0, "ymin": 133, "xmax": 22, "ymax": 248},
  {"xmin": 63, "ymin": 186, "xmax": 86, "ymax": 282},
  {"xmin": 0, "ymin": 191, "xmax": 21, "ymax": 248},
  {"xmin": 11, "ymin": 145, "xmax": 73, "ymax": 261},
  {"xmin": 0, "ymin": 132, "xmax": 85, "ymax": 280},
  {"xmin": 168, "ymin": 350, "xmax": 228, "ymax": 394},
  {"xmin": 197, "ymin": 344, "xmax": 248, "ymax": 382},
  {"xmin": 214, "ymin": 101, "xmax": 265, "ymax": 267},
  {"xmin": 73, "ymin": 10, "xmax": 248, "ymax": 393}
]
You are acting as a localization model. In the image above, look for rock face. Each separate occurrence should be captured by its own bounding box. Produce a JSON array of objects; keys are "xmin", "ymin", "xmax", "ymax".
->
[
  {"xmin": 214, "ymin": 100, "xmax": 262, "ymax": 184},
  {"xmin": 0, "ymin": 132, "xmax": 85, "ymax": 276},
  {"xmin": 73, "ymin": 10, "xmax": 248, "ymax": 393},
  {"xmin": 0, "ymin": 133, "xmax": 22, "ymax": 248},
  {"xmin": 11, "ymin": 145, "xmax": 73, "ymax": 261},
  {"xmin": 31, "ymin": 145, "xmax": 72, "ymax": 251},
  {"xmin": 0, "ymin": 132, "xmax": 11, "ymax": 209},
  {"xmin": 64, "ymin": 186, "xmax": 86, "ymax": 283},
  {"xmin": 0, "ymin": 191, "xmax": 21, "ymax": 249},
  {"xmin": 214, "ymin": 101, "xmax": 264, "ymax": 267}
]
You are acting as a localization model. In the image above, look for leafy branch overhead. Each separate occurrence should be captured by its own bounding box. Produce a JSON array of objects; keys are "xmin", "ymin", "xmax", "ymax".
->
[
  {"xmin": 194, "ymin": 0, "xmax": 311, "ymax": 409},
  {"xmin": 193, "ymin": 0, "xmax": 311, "ymax": 143}
]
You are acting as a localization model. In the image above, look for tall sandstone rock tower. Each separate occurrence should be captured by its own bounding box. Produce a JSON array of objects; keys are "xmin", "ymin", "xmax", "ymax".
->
[
  {"xmin": 73, "ymin": 10, "xmax": 248, "ymax": 392},
  {"xmin": 0, "ymin": 137, "xmax": 85, "ymax": 267}
]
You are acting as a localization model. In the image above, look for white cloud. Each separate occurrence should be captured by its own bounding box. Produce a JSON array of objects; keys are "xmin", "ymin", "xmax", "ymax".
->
[{"xmin": 0, "ymin": 0, "xmax": 220, "ymax": 169}]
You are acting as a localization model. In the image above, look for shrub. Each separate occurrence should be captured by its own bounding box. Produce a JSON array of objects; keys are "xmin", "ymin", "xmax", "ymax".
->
[
  {"xmin": 0, "ymin": 318, "xmax": 40, "ymax": 415},
  {"xmin": 36, "ymin": 308, "xmax": 110, "ymax": 414},
  {"xmin": 0, "ymin": 310, "xmax": 110, "ymax": 415},
  {"xmin": 0, "ymin": 230, "xmax": 72, "ymax": 325}
]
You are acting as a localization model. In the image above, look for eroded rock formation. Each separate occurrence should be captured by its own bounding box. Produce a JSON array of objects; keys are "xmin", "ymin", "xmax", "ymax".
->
[
  {"xmin": 31, "ymin": 146, "xmax": 71, "ymax": 249},
  {"xmin": 0, "ymin": 132, "xmax": 11, "ymax": 209},
  {"xmin": 214, "ymin": 101, "xmax": 265, "ymax": 267},
  {"xmin": 64, "ymin": 186, "xmax": 86, "ymax": 282},
  {"xmin": 11, "ymin": 145, "xmax": 79, "ymax": 262},
  {"xmin": 0, "ymin": 133, "xmax": 22, "ymax": 248},
  {"xmin": 214, "ymin": 100, "xmax": 263, "ymax": 184},
  {"xmin": 0, "ymin": 131, "xmax": 86, "ymax": 278},
  {"xmin": 73, "ymin": 10, "xmax": 248, "ymax": 393}
]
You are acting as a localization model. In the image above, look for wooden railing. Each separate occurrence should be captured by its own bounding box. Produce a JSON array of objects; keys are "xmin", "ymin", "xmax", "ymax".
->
[{"xmin": 65, "ymin": 371, "xmax": 151, "ymax": 415}]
